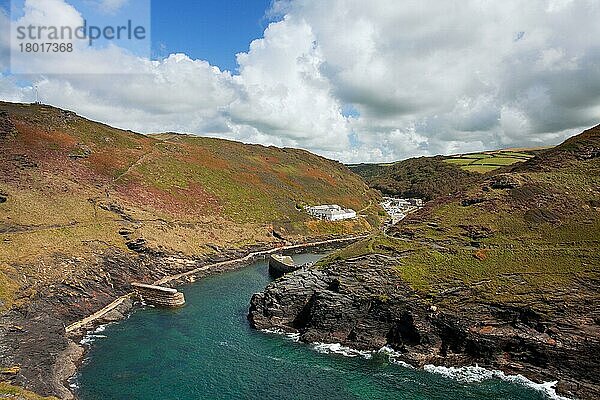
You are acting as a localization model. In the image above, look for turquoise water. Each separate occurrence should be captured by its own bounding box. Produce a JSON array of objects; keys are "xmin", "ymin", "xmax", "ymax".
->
[{"xmin": 76, "ymin": 253, "xmax": 553, "ymax": 400}]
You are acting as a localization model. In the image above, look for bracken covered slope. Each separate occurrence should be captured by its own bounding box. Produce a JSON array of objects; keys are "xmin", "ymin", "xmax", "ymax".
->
[
  {"xmin": 0, "ymin": 101, "xmax": 379, "ymax": 310},
  {"xmin": 250, "ymin": 125, "xmax": 600, "ymax": 399},
  {"xmin": 350, "ymin": 156, "xmax": 481, "ymax": 200}
]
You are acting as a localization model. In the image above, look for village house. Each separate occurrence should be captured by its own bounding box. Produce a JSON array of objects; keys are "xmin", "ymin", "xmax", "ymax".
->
[
  {"xmin": 306, "ymin": 204, "xmax": 357, "ymax": 221},
  {"xmin": 380, "ymin": 197, "xmax": 424, "ymax": 225}
]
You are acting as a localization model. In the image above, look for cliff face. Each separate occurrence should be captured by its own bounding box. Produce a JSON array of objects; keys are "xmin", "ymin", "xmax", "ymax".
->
[
  {"xmin": 249, "ymin": 254, "xmax": 599, "ymax": 399},
  {"xmin": 250, "ymin": 126, "xmax": 600, "ymax": 400}
]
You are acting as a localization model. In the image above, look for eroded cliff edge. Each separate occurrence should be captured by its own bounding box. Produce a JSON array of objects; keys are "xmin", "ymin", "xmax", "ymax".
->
[{"xmin": 249, "ymin": 253, "xmax": 599, "ymax": 399}]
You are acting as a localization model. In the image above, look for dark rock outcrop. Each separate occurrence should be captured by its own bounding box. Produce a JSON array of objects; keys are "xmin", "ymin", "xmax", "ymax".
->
[
  {"xmin": 249, "ymin": 254, "xmax": 600, "ymax": 399},
  {"xmin": 8, "ymin": 154, "xmax": 38, "ymax": 170},
  {"xmin": 0, "ymin": 111, "xmax": 17, "ymax": 140},
  {"xmin": 67, "ymin": 143, "xmax": 92, "ymax": 159},
  {"xmin": 489, "ymin": 173, "xmax": 521, "ymax": 189}
]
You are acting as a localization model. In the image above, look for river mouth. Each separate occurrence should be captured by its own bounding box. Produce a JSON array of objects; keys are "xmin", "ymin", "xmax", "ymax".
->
[{"xmin": 74, "ymin": 253, "xmax": 556, "ymax": 400}]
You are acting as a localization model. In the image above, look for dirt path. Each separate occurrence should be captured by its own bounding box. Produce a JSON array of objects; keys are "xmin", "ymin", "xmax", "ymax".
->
[{"xmin": 358, "ymin": 199, "xmax": 373, "ymax": 214}]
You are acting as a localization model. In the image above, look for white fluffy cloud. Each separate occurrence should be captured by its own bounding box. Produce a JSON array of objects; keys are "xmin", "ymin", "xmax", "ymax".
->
[
  {"xmin": 278, "ymin": 0, "xmax": 600, "ymax": 160},
  {"xmin": 229, "ymin": 15, "xmax": 348, "ymax": 151},
  {"xmin": 1, "ymin": 0, "xmax": 599, "ymax": 162}
]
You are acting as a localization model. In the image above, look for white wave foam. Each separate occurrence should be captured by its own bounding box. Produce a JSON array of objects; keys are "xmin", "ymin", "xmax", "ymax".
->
[
  {"xmin": 312, "ymin": 342, "xmax": 373, "ymax": 359},
  {"xmin": 260, "ymin": 330, "xmax": 569, "ymax": 399},
  {"xmin": 79, "ymin": 334, "xmax": 107, "ymax": 345},
  {"xmin": 377, "ymin": 346, "xmax": 414, "ymax": 368},
  {"xmin": 79, "ymin": 323, "xmax": 111, "ymax": 345},
  {"xmin": 261, "ymin": 328, "xmax": 301, "ymax": 342},
  {"xmin": 67, "ymin": 375, "xmax": 80, "ymax": 390},
  {"xmin": 424, "ymin": 364, "xmax": 572, "ymax": 400},
  {"xmin": 288, "ymin": 333, "xmax": 301, "ymax": 342},
  {"xmin": 261, "ymin": 331, "xmax": 414, "ymax": 365}
]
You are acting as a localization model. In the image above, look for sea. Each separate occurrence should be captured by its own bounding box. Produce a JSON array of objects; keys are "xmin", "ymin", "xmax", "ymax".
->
[{"xmin": 74, "ymin": 252, "xmax": 566, "ymax": 400}]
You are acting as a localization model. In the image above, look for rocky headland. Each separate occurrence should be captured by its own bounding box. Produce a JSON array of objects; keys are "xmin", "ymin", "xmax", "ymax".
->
[
  {"xmin": 249, "ymin": 253, "xmax": 599, "ymax": 399},
  {"xmin": 250, "ymin": 125, "xmax": 600, "ymax": 400}
]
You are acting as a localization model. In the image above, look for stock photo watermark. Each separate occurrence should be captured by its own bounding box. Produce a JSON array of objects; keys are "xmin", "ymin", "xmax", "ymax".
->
[
  {"xmin": 15, "ymin": 19, "xmax": 147, "ymax": 48},
  {"xmin": 9, "ymin": 0, "xmax": 151, "ymax": 74}
]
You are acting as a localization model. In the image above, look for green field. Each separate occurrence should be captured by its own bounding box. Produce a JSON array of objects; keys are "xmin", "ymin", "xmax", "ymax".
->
[
  {"xmin": 471, "ymin": 157, "xmax": 523, "ymax": 165},
  {"xmin": 444, "ymin": 149, "xmax": 537, "ymax": 173},
  {"xmin": 444, "ymin": 158, "xmax": 474, "ymax": 165},
  {"xmin": 460, "ymin": 154, "xmax": 493, "ymax": 159}
]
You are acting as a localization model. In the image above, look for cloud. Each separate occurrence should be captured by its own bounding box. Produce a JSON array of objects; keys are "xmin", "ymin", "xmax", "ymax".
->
[
  {"xmin": 229, "ymin": 15, "xmax": 349, "ymax": 151},
  {"xmin": 96, "ymin": 0, "xmax": 129, "ymax": 14},
  {"xmin": 31, "ymin": 53, "xmax": 238, "ymax": 134},
  {"xmin": 1, "ymin": 0, "xmax": 599, "ymax": 163},
  {"xmin": 270, "ymin": 0, "xmax": 600, "ymax": 161}
]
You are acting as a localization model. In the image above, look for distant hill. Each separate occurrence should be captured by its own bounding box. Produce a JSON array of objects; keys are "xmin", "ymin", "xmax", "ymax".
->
[
  {"xmin": 350, "ymin": 147, "xmax": 547, "ymax": 201},
  {"xmin": 350, "ymin": 156, "xmax": 480, "ymax": 201},
  {"xmin": 512, "ymin": 124, "xmax": 600, "ymax": 171}
]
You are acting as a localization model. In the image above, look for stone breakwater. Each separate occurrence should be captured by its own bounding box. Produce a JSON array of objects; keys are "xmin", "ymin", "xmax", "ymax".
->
[
  {"xmin": 131, "ymin": 283, "xmax": 185, "ymax": 307},
  {"xmin": 248, "ymin": 254, "xmax": 600, "ymax": 400}
]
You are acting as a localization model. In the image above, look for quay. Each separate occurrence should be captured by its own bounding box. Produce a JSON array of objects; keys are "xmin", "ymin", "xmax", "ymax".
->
[{"xmin": 131, "ymin": 282, "xmax": 185, "ymax": 307}]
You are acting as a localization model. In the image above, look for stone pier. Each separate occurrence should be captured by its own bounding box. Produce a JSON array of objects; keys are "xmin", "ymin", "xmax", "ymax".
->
[{"xmin": 131, "ymin": 282, "xmax": 185, "ymax": 307}]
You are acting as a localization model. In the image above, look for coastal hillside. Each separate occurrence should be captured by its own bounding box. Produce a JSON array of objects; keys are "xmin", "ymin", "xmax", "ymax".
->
[
  {"xmin": 0, "ymin": 102, "xmax": 379, "ymax": 397},
  {"xmin": 0, "ymin": 102, "xmax": 378, "ymax": 309},
  {"xmin": 350, "ymin": 148, "xmax": 543, "ymax": 200},
  {"xmin": 250, "ymin": 125, "xmax": 600, "ymax": 399}
]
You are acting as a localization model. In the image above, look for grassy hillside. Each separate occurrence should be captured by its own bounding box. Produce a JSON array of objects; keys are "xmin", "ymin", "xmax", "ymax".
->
[
  {"xmin": 351, "ymin": 147, "xmax": 547, "ymax": 200},
  {"xmin": 0, "ymin": 383, "xmax": 57, "ymax": 400},
  {"xmin": 350, "ymin": 156, "xmax": 480, "ymax": 200},
  {"xmin": 328, "ymin": 125, "xmax": 600, "ymax": 312},
  {"xmin": 0, "ymin": 102, "xmax": 380, "ymax": 310}
]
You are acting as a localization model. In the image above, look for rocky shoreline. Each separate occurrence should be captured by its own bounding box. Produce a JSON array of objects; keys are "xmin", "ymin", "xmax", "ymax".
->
[
  {"xmin": 249, "ymin": 254, "xmax": 600, "ymax": 400},
  {"xmin": 0, "ymin": 234, "xmax": 363, "ymax": 399}
]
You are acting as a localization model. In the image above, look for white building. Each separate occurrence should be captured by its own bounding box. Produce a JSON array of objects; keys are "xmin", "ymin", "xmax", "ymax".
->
[
  {"xmin": 306, "ymin": 204, "xmax": 357, "ymax": 221},
  {"xmin": 380, "ymin": 197, "xmax": 424, "ymax": 225}
]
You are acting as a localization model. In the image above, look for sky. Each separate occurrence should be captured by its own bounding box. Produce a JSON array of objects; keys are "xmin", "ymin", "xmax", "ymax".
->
[
  {"xmin": 150, "ymin": 0, "xmax": 272, "ymax": 72},
  {"xmin": 1, "ymin": 0, "xmax": 599, "ymax": 163}
]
